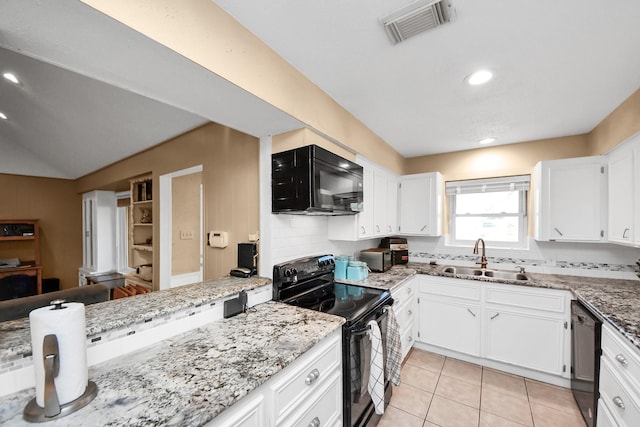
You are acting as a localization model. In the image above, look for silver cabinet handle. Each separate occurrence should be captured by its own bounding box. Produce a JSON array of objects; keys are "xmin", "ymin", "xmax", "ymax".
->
[
  {"xmin": 407, "ymin": 309, "xmax": 413, "ymax": 316},
  {"xmin": 305, "ymin": 368, "xmax": 320, "ymax": 385},
  {"xmin": 395, "ymin": 298, "xmax": 401, "ymax": 306},
  {"xmin": 490, "ymin": 313, "xmax": 500, "ymax": 320},
  {"xmin": 388, "ymin": 225, "xmax": 392, "ymax": 232},
  {"xmin": 420, "ymin": 225, "xmax": 427, "ymax": 231},
  {"xmin": 467, "ymin": 308, "xmax": 476, "ymax": 317},
  {"xmin": 308, "ymin": 416, "xmax": 320, "ymax": 427},
  {"xmin": 554, "ymin": 227, "xmax": 563, "ymax": 236},
  {"xmin": 408, "ymin": 335, "xmax": 413, "ymax": 343},
  {"xmin": 376, "ymin": 225, "xmax": 380, "ymax": 232},
  {"xmin": 623, "ymin": 228, "xmax": 630, "ymax": 239},
  {"xmin": 406, "ymin": 287, "xmax": 413, "ymax": 295},
  {"xmin": 360, "ymin": 226, "xmax": 366, "ymax": 234},
  {"xmin": 612, "ymin": 396, "xmax": 625, "ymax": 410},
  {"xmin": 615, "ymin": 354, "xmax": 628, "ymax": 366}
]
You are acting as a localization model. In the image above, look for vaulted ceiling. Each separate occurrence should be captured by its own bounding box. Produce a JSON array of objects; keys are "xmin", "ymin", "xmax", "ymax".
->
[{"xmin": 1, "ymin": 0, "xmax": 639, "ymax": 179}]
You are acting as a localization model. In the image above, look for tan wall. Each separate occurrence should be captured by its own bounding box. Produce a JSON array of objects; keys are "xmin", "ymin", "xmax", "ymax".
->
[
  {"xmin": 0, "ymin": 174, "xmax": 82, "ymax": 289},
  {"xmin": 171, "ymin": 172, "xmax": 202, "ymax": 275},
  {"xmin": 404, "ymin": 134, "xmax": 590, "ymax": 178},
  {"xmin": 588, "ymin": 88, "xmax": 640, "ymax": 155},
  {"xmin": 272, "ymin": 128, "xmax": 356, "ymax": 161},
  {"xmin": 77, "ymin": 122, "xmax": 259, "ymax": 287},
  {"xmin": 404, "ymin": 134, "xmax": 592, "ymax": 235},
  {"xmin": 80, "ymin": 0, "xmax": 404, "ymax": 175}
]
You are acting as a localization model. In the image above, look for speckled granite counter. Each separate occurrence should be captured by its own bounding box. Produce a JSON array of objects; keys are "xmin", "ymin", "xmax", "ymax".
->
[
  {"xmin": 361, "ymin": 262, "xmax": 640, "ymax": 351},
  {"xmin": 0, "ymin": 276, "xmax": 271, "ymax": 364},
  {"xmin": 0, "ymin": 301, "xmax": 344, "ymax": 426}
]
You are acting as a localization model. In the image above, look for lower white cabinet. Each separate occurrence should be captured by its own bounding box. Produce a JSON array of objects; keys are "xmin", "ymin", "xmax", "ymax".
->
[
  {"xmin": 206, "ymin": 328, "xmax": 342, "ymax": 427},
  {"xmin": 598, "ymin": 324, "xmax": 640, "ymax": 427},
  {"xmin": 415, "ymin": 275, "xmax": 572, "ymax": 383},
  {"xmin": 391, "ymin": 277, "xmax": 417, "ymax": 361},
  {"xmin": 484, "ymin": 284, "xmax": 569, "ymax": 376},
  {"xmin": 416, "ymin": 277, "xmax": 482, "ymax": 357}
]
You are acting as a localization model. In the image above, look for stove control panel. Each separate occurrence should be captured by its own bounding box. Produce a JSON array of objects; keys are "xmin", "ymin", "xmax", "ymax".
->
[{"xmin": 273, "ymin": 254, "xmax": 335, "ymax": 287}]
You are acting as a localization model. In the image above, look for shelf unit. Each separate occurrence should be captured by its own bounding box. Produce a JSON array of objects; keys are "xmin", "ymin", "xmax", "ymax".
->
[
  {"xmin": 129, "ymin": 175, "xmax": 153, "ymax": 289},
  {"xmin": 0, "ymin": 219, "xmax": 42, "ymax": 295}
]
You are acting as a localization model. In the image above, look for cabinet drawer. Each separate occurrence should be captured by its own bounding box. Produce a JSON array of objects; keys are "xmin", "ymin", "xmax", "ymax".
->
[
  {"xmin": 485, "ymin": 284, "xmax": 566, "ymax": 313},
  {"xmin": 391, "ymin": 279, "xmax": 416, "ymax": 301},
  {"xmin": 279, "ymin": 370, "xmax": 342, "ymax": 427},
  {"xmin": 419, "ymin": 278, "xmax": 481, "ymax": 301},
  {"xmin": 270, "ymin": 332, "xmax": 341, "ymax": 422},
  {"xmin": 602, "ymin": 325, "xmax": 640, "ymax": 396},
  {"xmin": 400, "ymin": 320, "xmax": 414, "ymax": 361},
  {"xmin": 597, "ymin": 398, "xmax": 620, "ymax": 427},
  {"xmin": 599, "ymin": 357, "xmax": 640, "ymax": 427},
  {"xmin": 393, "ymin": 297, "xmax": 414, "ymax": 333}
]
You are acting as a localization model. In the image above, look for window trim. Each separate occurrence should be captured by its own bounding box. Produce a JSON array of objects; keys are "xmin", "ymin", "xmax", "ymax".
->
[{"xmin": 447, "ymin": 176, "xmax": 529, "ymax": 250}]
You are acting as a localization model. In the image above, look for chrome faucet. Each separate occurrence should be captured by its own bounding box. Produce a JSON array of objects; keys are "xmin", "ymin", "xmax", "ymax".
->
[{"xmin": 473, "ymin": 238, "xmax": 488, "ymax": 269}]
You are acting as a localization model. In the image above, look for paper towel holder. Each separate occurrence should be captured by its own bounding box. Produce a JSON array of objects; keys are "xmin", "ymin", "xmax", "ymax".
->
[{"xmin": 23, "ymin": 304, "xmax": 98, "ymax": 422}]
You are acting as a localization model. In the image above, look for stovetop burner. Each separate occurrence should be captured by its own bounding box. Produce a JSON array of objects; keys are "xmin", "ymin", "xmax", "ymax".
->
[{"xmin": 273, "ymin": 254, "xmax": 391, "ymax": 325}]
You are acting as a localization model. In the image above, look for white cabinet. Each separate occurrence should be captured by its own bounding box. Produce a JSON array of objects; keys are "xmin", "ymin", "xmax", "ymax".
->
[
  {"xmin": 416, "ymin": 276, "xmax": 482, "ymax": 357},
  {"xmin": 608, "ymin": 132, "xmax": 640, "ymax": 246},
  {"xmin": 534, "ymin": 156, "xmax": 607, "ymax": 242},
  {"xmin": 598, "ymin": 323, "xmax": 640, "ymax": 427},
  {"xmin": 328, "ymin": 158, "xmax": 398, "ymax": 241},
  {"xmin": 397, "ymin": 172, "xmax": 442, "ymax": 236},
  {"xmin": 206, "ymin": 328, "xmax": 342, "ymax": 427},
  {"xmin": 387, "ymin": 176, "xmax": 398, "ymax": 235},
  {"xmin": 415, "ymin": 275, "xmax": 572, "ymax": 383},
  {"xmin": 81, "ymin": 190, "xmax": 116, "ymax": 274},
  {"xmin": 390, "ymin": 277, "xmax": 417, "ymax": 361},
  {"xmin": 484, "ymin": 284, "xmax": 570, "ymax": 377}
]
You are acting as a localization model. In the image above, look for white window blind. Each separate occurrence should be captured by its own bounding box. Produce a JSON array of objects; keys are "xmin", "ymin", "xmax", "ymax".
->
[{"xmin": 445, "ymin": 175, "xmax": 530, "ymax": 195}]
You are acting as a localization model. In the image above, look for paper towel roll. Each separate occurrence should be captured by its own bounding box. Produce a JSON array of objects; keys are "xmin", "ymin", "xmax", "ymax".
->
[{"xmin": 29, "ymin": 302, "xmax": 88, "ymax": 407}]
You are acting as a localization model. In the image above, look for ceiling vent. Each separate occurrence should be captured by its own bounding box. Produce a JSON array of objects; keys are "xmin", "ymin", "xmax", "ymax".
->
[{"xmin": 382, "ymin": 0, "xmax": 455, "ymax": 45}]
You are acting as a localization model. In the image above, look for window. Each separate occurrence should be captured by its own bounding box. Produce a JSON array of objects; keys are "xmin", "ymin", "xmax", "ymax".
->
[{"xmin": 446, "ymin": 175, "xmax": 530, "ymax": 249}]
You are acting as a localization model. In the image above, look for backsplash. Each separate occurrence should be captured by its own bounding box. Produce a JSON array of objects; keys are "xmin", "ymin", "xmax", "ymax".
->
[{"xmin": 267, "ymin": 214, "xmax": 639, "ymax": 280}]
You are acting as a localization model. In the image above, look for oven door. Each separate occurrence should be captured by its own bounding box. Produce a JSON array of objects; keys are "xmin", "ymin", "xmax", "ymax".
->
[{"xmin": 345, "ymin": 304, "xmax": 393, "ymax": 427}]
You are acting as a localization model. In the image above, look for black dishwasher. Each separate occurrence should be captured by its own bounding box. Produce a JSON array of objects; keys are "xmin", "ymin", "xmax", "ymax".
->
[{"xmin": 571, "ymin": 300, "xmax": 602, "ymax": 427}]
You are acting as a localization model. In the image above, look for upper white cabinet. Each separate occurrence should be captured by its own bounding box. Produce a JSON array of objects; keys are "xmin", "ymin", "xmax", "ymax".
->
[
  {"xmin": 608, "ymin": 132, "xmax": 640, "ymax": 247},
  {"xmin": 328, "ymin": 157, "xmax": 398, "ymax": 241},
  {"xmin": 534, "ymin": 156, "xmax": 607, "ymax": 242},
  {"xmin": 397, "ymin": 172, "xmax": 443, "ymax": 236},
  {"xmin": 82, "ymin": 190, "xmax": 116, "ymax": 273}
]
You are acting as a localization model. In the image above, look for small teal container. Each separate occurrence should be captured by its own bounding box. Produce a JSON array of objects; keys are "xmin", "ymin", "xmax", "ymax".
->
[
  {"xmin": 347, "ymin": 261, "xmax": 367, "ymax": 281},
  {"xmin": 334, "ymin": 255, "xmax": 350, "ymax": 281}
]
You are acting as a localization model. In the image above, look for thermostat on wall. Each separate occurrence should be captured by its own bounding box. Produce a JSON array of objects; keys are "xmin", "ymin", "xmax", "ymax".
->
[{"xmin": 208, "ymin": 231, "xmax": 228, "ymax": 248}]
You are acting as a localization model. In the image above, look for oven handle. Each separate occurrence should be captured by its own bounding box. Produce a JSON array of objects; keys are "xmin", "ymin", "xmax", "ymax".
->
[{"xmin": 350, "ymin": 300, "xmax": 394, "ymax": 336}]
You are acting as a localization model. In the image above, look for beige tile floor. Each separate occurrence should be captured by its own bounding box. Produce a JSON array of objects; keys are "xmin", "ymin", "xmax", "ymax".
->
[{"xmin": 379, "ymin": 349, "xmax": 587, "ymax": 427}]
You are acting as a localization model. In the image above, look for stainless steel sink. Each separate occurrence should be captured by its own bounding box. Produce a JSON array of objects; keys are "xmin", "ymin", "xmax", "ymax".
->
[{"xmin": 442, "ymin": 266, "xmax": 528, "ymax": 281}]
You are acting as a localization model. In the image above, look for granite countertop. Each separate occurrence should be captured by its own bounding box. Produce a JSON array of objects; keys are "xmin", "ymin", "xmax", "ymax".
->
[
  {"xmin": 0, "ymin": 301, "xmax": 344, "ymax": 426},
  {"xmin": 361, "ymin": 262, "xmax": 640, "ymax": 351},
  {"xmin": 0, "ymin": 276, "xmax": 271, "ymax": 363}
]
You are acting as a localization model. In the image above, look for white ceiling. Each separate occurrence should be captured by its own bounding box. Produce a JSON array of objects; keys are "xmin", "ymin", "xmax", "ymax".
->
[
  {"xmin": 0, "ymin": 0, "xmax": 302, "ymax": 179},
  {"xmin": 214, "ymin": 0, "xmax": 640, "ymax": 157},
  {"xmin": 1, "ymin": 1, "xmax": 639, "ymax": 180}
]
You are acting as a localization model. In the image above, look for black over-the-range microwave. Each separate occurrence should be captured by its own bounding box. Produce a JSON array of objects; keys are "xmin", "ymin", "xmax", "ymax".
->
[{"xmin": 272, "ymin": 144, "xmax": 364, "ymax": 215}]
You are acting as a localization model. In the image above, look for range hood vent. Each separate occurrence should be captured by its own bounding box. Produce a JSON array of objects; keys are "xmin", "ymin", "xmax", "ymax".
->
[{"xmin": 383, "ymin": 0, "xmax": 455, "ymax": 45}]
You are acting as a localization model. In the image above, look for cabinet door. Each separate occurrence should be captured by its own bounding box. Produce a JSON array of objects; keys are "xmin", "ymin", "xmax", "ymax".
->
[
  {"xmin": 358, "ymin": 166, "xmax": 375, "ymax": 238},
  {"xmin": 636, "ymin": 143, "xmax": 640, "ymax": 246},
  {"xmin": 485, "ymin": 308, "xmax": 566, "ymax": 375},
  {"xmin": 387, "ymin": 175, "xmax": 398, "ymax": 234},
  {"xmin": 609, "ymin": 144, "xmax": 635, "ymax": 244},
  {"xmin": 373, "ymin": 169, "xmax": 388, "ymax": 236},
  {"xmin": 398, "ymin": 172, "xmax": 442, "ymax": 236},
  {"xmin": 417, "ymin": 297, "xmax": 481, "ymax": 356},
  {"xmin": 535, "ymin": 157, "xmax": 605, "ymax": 241}
]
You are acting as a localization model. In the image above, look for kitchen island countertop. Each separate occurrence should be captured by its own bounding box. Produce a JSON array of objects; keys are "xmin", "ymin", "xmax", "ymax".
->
[
  {"xmin": 0, "ymin": 301, "xmax": 344, "ymax": 426},
  {"xmin": 359, "ymin": 262, "xmax": 640, "ymax": 351}
]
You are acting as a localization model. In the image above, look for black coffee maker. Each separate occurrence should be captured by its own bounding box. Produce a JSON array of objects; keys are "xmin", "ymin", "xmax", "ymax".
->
[{"xmin": 230, "ymin": 243, "xmax": 258, "ymax": 277}]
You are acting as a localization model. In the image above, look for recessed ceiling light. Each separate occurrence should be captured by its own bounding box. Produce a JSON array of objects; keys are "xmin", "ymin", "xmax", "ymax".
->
[
  {"xmin": 3, "ymin": 72, "xmax": 19, "ymax": 84},
  {"xmin": 467, "ymin": 69, "xmax": 493, "ymax": 86},
  {"xmin": 0, "ymin": 112, "xmax": 7, "ymax": 120},
  {"xmin": 478, "ymin": 137, "xmax": 496, "ymax": 145}
]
